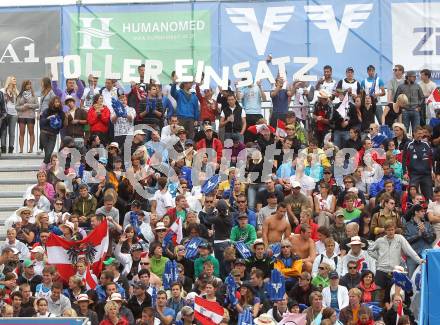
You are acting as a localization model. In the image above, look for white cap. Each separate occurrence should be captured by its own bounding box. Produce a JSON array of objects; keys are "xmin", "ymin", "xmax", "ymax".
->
[
  {"xmin": 31, "ymin": 246, "xmax": 45, "ymax": 254},
  {"xmin": 291, "ymin": 180, "xmax": 301, "ymax": 188},
  {"xmin": 155, "ymin": 222, "xmax": 166, "ymax": 231},
  {"xmin": 107, "ymin": 293, "xmax": 123, "ymax": 301},
  {"xmin": 133, "ymin": 130, "xmax": 146, "ymax": 136},
  {"xmin": 60, "ymin": 221, "xmax": 75, "ymax": 232}
]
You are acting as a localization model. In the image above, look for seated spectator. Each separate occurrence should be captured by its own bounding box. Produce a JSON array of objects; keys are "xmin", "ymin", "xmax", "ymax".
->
[
  {"xmin": 329, "ymin": 210, "xmax": 347, "ymax": 245},
  {"xmin": 339, "ymin": 288, "xmax": 372, "ymax": 324},
  {"xmin": 341, "ymin": 236, "xmax": 375, "ymax": 275},
  {"xmin": 294, "ymin": 208, "xmax": 319, "ymax": 241},
  {"xmin": 357, "ymin": 270, "xmax": 382, "ymax": 304},
  {"xmin": 312, "ymin": 237, "xmax": 342, "ymax": 277},
  {"xmin": 312, "ymin": 262, "xmax": 332, "ymax": 291},
  {"xmin": 371, "ymin": 197, "xmax": 403, "ymax": 239},
  {"xmin": 304, "ymin": 291, "xmax": 325, "ymax": 324},
  {"xmin": 322, "ymin": 271, "xmax": 349, "ymax": 311},
  {"xmin": 274, "ymin": 239, "xmax": 302, "ymax": 290},
  {"xmin": 340, "ymin": 261, "xmax": 362, "ymax": 290}
]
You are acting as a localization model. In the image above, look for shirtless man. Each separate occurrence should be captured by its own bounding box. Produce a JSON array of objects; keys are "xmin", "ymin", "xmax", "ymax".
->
[
  {"xmin": 262, "ymin": 202, "xmax": 291, "ymax": 246},
  {"xmin": 289, "ymin": 224, "xmax": 316, "ymax": 273}
]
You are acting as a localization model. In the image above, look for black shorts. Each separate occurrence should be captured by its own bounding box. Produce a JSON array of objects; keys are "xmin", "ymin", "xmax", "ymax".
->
[{"xmin": 18, "ymin": 117, "xmax": 35, "ymax": 125}]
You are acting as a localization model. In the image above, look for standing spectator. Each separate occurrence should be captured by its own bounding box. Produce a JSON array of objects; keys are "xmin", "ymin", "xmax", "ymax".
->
[
  {"xmin": 171, "ymin": 80, "xmax": 199, "ymax": 140},
  {"xmin": 270, "ymin": 77, "xmax": 292, "ymax": 127},
  {"xmin": 360, "ymin": 94, "xmax": 376, "ymax": 134},
  {"xmin": 40, "ymin": 77, "xmax": 56, "ymax": 113},
  {"xmin": 111, "ymin": 93, "xmax": 135, "ymax": 152},
  {"xmin": 387, "ymin": 65, "xmax": 405, "ymax": 103},
  {"xmin": 16, "ymin": 80, "xmax": 38, "ymax": 153},
  {"xmin": 370, "ymin": 221, "xmax": 423, "ymax": 293},
  {"xmin": 196, "ymin": 82, "xmax": 219, "ymax": 129},
  {"xmin": 382, "ymin": 94, "xmax": 406, "ymax": 128},
  {"xmin": 336, "ymin": 67, "xmax": 361, "ymax": 101},
  {"xmin": 1, "ymin": 76, "xmax": 18, "ymax": 153},
  {"xmin": 81, "ymin": 74, "xmax": 100, "ymax": 111},
  {"xmin": 419, "ymin": 69, "xmax": 437, "ymax": 125},
  {"xmin": 332, "ymin": 89, "xmax": 359, "ymax": 149},
  {"xmin": 360, "ymin": 65, "xmax": 385, "ymax": 124},
  {"xmin": 394, "ymin": 71, "xmax": 424, "ymax": 133},
  {"xmin": 220, "ymin": 92, "xmax": 246, "ymax": 142},
  {"xmin": 403, "ymin": 126, "xmax": 433, "ymax": 200},
  {"xmin": 52, "ymin": 78, "xmax": 84, "ymax": 112},
  {"xmin": 64, "ymin": 95, "xmax": 88, "ymax": 147},
  {"xmin": 403, "ymin": 204, "xmax": 435, "ymax": 275},
  {"xmin": 39, "ymin": 97, "xmax": 67, "ymax": 168},
  {"xmin": 100, "ymin": 79, "xmax": 123, "ymax": 108},
  {"xmin": 313, "ymin": 90, "xmax": 332, "ymax": 146},
  {"xmin": 237, "ymin": 80, "xmax": 267, "ymax": 142},
  {"xmin": 87, "ymin": 94, "xmax": 111, "ymax": 145},
  {"xmin": 315, "ymin": 65, "xmax": 337, "ymax": 96},
  {"xmin": 427, "ymin": 187, "xmax": 440, "ymax": 244}
]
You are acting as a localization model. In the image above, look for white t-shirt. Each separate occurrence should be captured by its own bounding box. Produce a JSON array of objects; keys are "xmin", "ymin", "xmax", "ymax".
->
[
  {"xmin": 110, "ymin": 106, "xmax": 136, "ymax": 136},
  {"xmin": 427, "ymin": 200, "xmax": 440, "ymax": 241},
  {"xmin": 81, "ymin": 87, "xmax": 100, "ymax": 110},
  {"xmin": 152, "ymin": 189, "xmax": 174, "ymax": 217}
]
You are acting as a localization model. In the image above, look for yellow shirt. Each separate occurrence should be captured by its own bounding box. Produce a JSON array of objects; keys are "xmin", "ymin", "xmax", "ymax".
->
[{"xmin": 218, "ymin": 180, "xmax": 246, "ymax": 193}]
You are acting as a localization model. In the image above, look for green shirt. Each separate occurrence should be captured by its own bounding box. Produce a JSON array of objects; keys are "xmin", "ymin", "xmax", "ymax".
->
[
  {"xmin": 230, "ymin": 224, "xmax": 257, "ymax": 245},
  {"xmin": 176, "ymin": 210, "xmax": 187, "ymax": 223},
  {"xmin": 194, "ymin": 255, "xmax": 220, "ymax": 278},
  {"xmin": 150, "ymin": 256, "xmax": 169, "ymax": 278},
  {"xmin": 311, "ymin": 274, "xmax": 330, "ymax": 290},
  {"xmin": 343, "ymin": 208, "xmax": 361, "ymax": 222}
]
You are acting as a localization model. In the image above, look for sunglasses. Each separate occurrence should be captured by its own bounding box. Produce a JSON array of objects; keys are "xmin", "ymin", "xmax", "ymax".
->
[
  {"xmin": 238, "ymin": 201, "xmax": 246, "ymax": 203},
  {"xmin": 156, "ymin": 229, "xmax": 166, "ymax": 233},
  {"xmin": 393, "ymin": 68, "xmax": 402, "ymax": 71},
  {"xmin": 55, "ymin": 202, "xmax": 63, "ymax": 205},
  {"xmin": 348, "ymin": 266, "xmax": 357, "ymax": 270},
  {"xmin": 318, "ymin": 266, "xmax": 325, "ymax": 270},
  {"xmin": 323, "ymin": 171, "xmax": 331, "ymax": 174},
  {"xmin": 281, "ymin": 245, "xmax": 291, "ymax": 248},
  {"xmin": 140, "ymin": 262, "xmax": 150, "ymax": 265}
]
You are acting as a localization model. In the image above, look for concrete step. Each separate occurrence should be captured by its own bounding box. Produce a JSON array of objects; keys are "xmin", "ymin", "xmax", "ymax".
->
[
  {"xmin": 0, "ymin": 171, "xmax": 38, "ymax": 181},
  {"xmin": 0, "ymin": 191, "xmax": 26, "ymax": 198},
  {"xmin": 0, "ymin": 183, "xmax": 32, "ymax": 192},
  {"xmin": 0, "ymin": 197, "xmax": 26, "ymax": 207},
  {"xmin": 1, "ymin": 153, "xmax": 43, "ymax": 160}
]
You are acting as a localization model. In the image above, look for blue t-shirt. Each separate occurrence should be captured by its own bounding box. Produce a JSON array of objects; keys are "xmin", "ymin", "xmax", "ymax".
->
[
  {"xmin": 330, "ymin": 288, "xmax": 339, "ymax": 310},
  {"xmin": 361, "ymin": 77, "xmax": 384, "ymax": 96},
  {"xmin": 271, "ymin": 89, "xmax": 289, "ymax": 114},
  {"xmin": 241, "ymin": 85, "xmax": 262, "ymax": 115}
]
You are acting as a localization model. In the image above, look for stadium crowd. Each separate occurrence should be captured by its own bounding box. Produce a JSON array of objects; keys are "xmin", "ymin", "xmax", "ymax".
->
[{"xmin": 0, "ymin": 63, "xmax": 439, "ymax": 325}]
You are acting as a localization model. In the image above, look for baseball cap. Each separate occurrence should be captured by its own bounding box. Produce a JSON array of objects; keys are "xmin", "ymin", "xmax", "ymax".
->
[
  {"xmin": 103, "ymin": 257, "xmax": 117, "ymax": 266},
  {"xmin": 64, "ymin": 95, "xmax": 75, "ymax": 105},
  {"xmin": 107, "ymin": 293, "xmax": 123, "ymax": 301},
  {"xmin": 130, "ymin": 244, "xmax": 143, "ymax": 253},
  {"xmin": 133, "ymin": 130, "xmax": 146, "ymax": 136},
  {"xmin": 133, "ymin": 281, "xmax": 146, "ymax": 290},
  {"xmin": 198, "ymin": 241, "xmax": 210, "ymax": 250},
  {"xmin": 23, "ymin": 259, "xmax": 35, "ymax": 268},
  {"xmin": 185, "ymin": 139, "xmax": 194, "ymax": 146},
  {"xmin": 130, "ymin": 200, "xmax": 141, "ymax": 207},
  {"xmin": 346, "ymin": 67, "xmax": 354, "ymax": 72},
  {"xmin": 10, "ymin": 247, "xmax": 20, "ymax": 255},
  {"xmin": 238, "ymin": 213, "xmax": 248, "ymax": 219},
  {"xmin": 31, "ymin": 246, "xmax": 45, "ymax": 254},
  {"xmin": 234, "ymin": 258, "xmax": 246, "ymax": 266},
  {"xmin": 335, "ymin": 210, "xmax": 345, "ymax": 218},
  {"xmin": 406, "ymin": 70, "xmax": 416, "ymax": 77},
  {"xmin": 291, "ymin": 180, "xmax": 301, "ymax": 188},
  {"xmin": 329, "ymin": 271, "xmax": 339, "ymax": 279}
]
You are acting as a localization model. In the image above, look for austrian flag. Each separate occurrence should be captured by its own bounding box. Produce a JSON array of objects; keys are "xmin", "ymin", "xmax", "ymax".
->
[
  {"xmin": 163, "ymin": 217, "xmax": 183, "ymax": 248},
  {"xmin": 46, "ymin": 219, "xmax": 109, "ymax": 283},
  {"xmin": 194, "ymin": 296, "xmax": 224, "ymax": 325}
]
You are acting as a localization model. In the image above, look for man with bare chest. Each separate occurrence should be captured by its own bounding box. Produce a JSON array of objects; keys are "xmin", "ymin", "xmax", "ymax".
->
[
  {"xmin": 289, "ymin": 224, "xmax": 316, "ymax": 273},
  {"xmin": 262, "ymin": 202, "xmax": 291, "ymax": 246}
]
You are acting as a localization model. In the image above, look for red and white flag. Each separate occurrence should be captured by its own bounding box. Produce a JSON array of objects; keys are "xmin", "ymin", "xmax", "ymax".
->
[
  {"xmin": 164, "ymin": 217, "xmax": 183, "ymax": 246},
  {"xmin": 426, "ymin": 88, "xmax": 440, "ymax": 104},
  {"xmin": 46, "ymin": 219, "xmax": 109, "ymax": 283},
  {"xmin": 194, "ymin": 296, "xmax": 224, "ymax": 325},
  {"xmin": 247, "ymin": 124, "xmax": 275, "ymax": 135},
  {"xmin": 276, "ymin": 119, "xmax": 287, "ymax": 138},
  {"xmin": 84, "ymin": 265, "xmax": 98, "ymax": 290}
]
